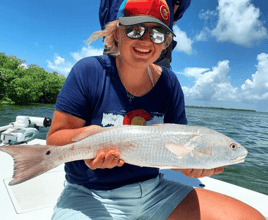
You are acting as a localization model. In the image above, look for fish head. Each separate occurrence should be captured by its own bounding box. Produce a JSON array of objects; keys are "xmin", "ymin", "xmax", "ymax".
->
[{"xmin": 192, "ymin": 133, "xmax": 248, "ymax": 168}]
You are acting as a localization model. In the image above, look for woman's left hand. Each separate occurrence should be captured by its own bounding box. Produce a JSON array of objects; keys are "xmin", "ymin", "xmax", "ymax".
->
[{"xmin": 172, "ymin": 167, "xmax": 224, "ymax": 178}]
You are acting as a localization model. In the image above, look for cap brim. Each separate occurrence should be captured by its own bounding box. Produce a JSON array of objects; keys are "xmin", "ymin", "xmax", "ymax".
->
[{"xmin": 119, "ymin": 16, "xmax": 176, "ymax": 37}]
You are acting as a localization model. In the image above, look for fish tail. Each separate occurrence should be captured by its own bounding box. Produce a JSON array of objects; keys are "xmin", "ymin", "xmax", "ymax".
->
[{"xmin": 0, "ymin": 144, "xmax": 59, "ymax": 185}]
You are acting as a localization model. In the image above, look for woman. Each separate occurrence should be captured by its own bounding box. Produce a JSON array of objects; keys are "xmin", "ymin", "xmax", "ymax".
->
[{"xmin": 48, "ymin": 0, "xmax": 265, "ymax": 219}]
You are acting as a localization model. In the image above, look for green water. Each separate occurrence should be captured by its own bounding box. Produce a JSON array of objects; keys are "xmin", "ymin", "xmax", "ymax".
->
[
  {"xmin": 0, "ymin": 105, "xmax": 267, "ymax": 195},
  {"xmin": 186, "ymin": 107, "xmax": 268, "ymax": 195}
]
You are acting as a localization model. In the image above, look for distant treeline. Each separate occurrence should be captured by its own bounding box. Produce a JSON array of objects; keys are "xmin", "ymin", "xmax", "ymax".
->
[
  {"xmin": 186, "ymin": 105, "xmax": 256, "ymax": 112},
  {"xmin": 0, "ymin": 53, "xmax": 66, "ymax": 105}
]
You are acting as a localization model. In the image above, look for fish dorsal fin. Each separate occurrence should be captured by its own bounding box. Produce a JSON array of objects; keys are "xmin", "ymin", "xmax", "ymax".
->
[
  {"xmin": 72, "ymin": 126, "xmax": 119, "ymax": 142},
  {"xmin": 166, "ymin": 142, "xmax": 192, "ymax": 158}
]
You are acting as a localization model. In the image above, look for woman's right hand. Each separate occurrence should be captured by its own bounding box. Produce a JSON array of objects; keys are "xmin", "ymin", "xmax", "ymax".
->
[{"xmin": 84, "ymin": 148, "xmax": 124, "ymax": 170}]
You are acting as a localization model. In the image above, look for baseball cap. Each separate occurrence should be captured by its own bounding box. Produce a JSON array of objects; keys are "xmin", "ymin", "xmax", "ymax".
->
[{"xmin": 116, "ymin": 0, "xmax": 175, "ymax": 36}]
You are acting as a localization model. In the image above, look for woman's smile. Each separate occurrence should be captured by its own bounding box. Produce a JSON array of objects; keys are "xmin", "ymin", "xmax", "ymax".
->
[{"xmin": 133, "ymin": 47, "xmax": 152, "ymax": 56}]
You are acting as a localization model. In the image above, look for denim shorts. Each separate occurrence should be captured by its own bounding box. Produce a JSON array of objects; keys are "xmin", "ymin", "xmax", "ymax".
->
[{"xmin": 52, "ymin": 174, "xmax": 194, "ymax": 220}]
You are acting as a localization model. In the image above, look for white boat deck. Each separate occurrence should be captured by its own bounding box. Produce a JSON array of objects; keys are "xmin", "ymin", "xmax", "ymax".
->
[{"xmin": 0, "ymin": 139, "xmax": 267, "ymax": 220}]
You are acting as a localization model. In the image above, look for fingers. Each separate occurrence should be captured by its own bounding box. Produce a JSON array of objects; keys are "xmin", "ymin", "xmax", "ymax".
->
[
  {"xmin": 179, "ymin": 166, "xmax": 225, "ymax": 178},
  {"xmin": 84, "ymin": 148, "xmax": 124, "ymax": 170},
  {"xmin": 214, "ymin": 166, "xmax": 224, "ymax": 175},
  {"xmin": 100, "ymin": 150, "xmax": 120, "ymax": 169},
  {"xmin": 89, "ymin": 150, "xmax": 106, "ymax": 170}
]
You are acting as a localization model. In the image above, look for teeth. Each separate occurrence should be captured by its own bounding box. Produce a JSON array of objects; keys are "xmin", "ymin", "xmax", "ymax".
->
[{"xmin": 134, "ymin": 48, "xmax": 150, "ymax": 53}]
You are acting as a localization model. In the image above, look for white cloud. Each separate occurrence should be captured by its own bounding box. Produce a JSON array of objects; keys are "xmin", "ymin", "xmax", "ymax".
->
[
  {"xmin": 20, "ymin": 63, "xmax": 28, "ymax": 69},
  {"xmin": 182, "ymin": 60, "xmax": 238, "ymax": 101},
  {"xmin": 47, "ymin": 54, "xmax": 73, "ymax": 75},
  {"xmin": 195, "ymin": 30, "xmax": 207, "ymax": 42},
  {"xmin": 180, "ymin": 53, "xmax": 268, "ymax": 104},
  {"xmin": 212, "ymin": 0, "xmax": 268, "ymax": 46},
  {"xmin": 196, "ymin": 9, "xmax": 217, "ymax": 42},
  {"xmin": 177, "ymin": 67, "xmax": 210, "ymax": 79},
  {"xmin": 195, "ymin": 27, "xmax": 212, "ymax": 42},
  {"xmin": 198, "ymin": 9, "xmax": 218, "ymax": 20},
  {"xmin": 70, "ymin": 46, "xmax": 103, "ymax": 62},
  {"xmin": 196, "ymin": 0, "xmax": 268, "ymax": 46},
  {"xmin": 241, "ymin": 53, "xmax": 268, "ymax": 100},
  {"xmin": 47, "ymin": 45, "xmax": 103, "ymax": 75},
  {"xmin": 173, "ymin": 26, "xmax": 194, "ymax": 54}
]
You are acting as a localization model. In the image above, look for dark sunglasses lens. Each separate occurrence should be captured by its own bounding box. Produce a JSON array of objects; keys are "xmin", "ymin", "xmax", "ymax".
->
[
  {"xmin": 125, "ymin": 25, "xmax": 168, "ymax": 44},
  {"xmin": 126, "ymin": 25, "xmax": 145, "ymax": 39},
  {"xmin": 150, "ymin": 27, "xmax": 167, "ymax": 44},
  {"xmin": 151, "ymin": 32, "xmax": 165, "ymax": 44}
]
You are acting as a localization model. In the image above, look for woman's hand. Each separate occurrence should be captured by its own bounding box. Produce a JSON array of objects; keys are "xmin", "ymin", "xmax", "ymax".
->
[
  {"xmin": 172, "ymin": 167, "xmax": 224, "ymax": 178},
  {"xmin": 84, "ymin": 148, "xmax": 124, "ymax": 170}
]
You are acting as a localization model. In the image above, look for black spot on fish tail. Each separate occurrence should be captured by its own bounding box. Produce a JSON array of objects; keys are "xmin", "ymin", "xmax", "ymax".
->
[
  {"xmin": 0, "ymin": 144, "xmax": 60, "ymax": 185},
  {"xmin": 46, "ymin": 150, "xmax": 51, "ymax": 155}
]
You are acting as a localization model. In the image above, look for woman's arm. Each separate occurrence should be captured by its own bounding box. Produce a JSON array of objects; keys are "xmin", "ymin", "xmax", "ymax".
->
[{"xmin": 47, "ymin": 110, "xmax": 89, "ymax": 146}]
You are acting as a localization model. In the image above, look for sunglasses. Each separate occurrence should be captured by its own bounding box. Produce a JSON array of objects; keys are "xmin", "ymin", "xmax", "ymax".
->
[{"xmin": 121, "ymin": 24, "xmax": 170, "ymax": 44}]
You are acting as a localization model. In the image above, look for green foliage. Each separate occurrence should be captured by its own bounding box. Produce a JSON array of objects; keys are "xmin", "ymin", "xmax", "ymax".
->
[
  {"xmin": 37, "ymin": 72, "xmax": 66, "ymax": 104},
  {"xmin": 0, "ymin": 53, "xmax": 25, "ymax": 70},
  {"xmin": 0, "ymin": 67, "xmax": 16, "ymax": 101},
  {"xmin": 0, "ymin": 52, "xmax": 66, "ymax": 105}
]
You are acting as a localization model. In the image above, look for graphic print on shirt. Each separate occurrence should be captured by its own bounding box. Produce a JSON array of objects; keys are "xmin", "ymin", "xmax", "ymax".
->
[{"xmin": 101, "ymin": 109, "xmax": 164, "ymax": 126}]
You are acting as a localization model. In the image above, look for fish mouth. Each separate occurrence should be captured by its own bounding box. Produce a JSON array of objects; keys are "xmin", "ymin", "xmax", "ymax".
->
[{"xmin": 230, "ymin": 155, "xmax": 247, "ymax": 164}]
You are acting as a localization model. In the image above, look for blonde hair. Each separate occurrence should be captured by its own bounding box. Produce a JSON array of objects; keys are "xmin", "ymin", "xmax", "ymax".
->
[
  {"xmin": 86, "ymin": 20, "xmax": 173, "ymax": 56},
  {"xmin": 86, "ymin": 20, "xmax": 120, "ymax": 56}
]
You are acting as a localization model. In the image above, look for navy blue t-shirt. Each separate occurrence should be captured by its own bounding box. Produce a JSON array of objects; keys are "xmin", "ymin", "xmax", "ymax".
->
[{"xmin": 55, "ymin": 55, "xmax": 187, "ymax": 190}]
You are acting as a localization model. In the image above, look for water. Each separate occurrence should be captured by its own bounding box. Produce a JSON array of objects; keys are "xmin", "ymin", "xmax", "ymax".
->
[
  {"xmin": 186, "ymin": 107, "xmax": 268, "ymax": 195},
  {"xmin": 0, "ymin": 105, "xmax": 267, "ymax": 195}
]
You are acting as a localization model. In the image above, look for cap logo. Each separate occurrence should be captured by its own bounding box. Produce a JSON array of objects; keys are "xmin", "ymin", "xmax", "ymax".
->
[{"xmin": 160, "ymin": 5, "xmax": 169, "ymax": 20}]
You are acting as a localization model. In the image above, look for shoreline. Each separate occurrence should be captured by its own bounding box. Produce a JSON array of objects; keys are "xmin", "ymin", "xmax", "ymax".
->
[
  {"xmin": 0, "ymin": 103, "xmax": 259, "ymax": 113},
  {"xmin": 185, "ymin": 105, "xmax": 256, "ymax": 112}
]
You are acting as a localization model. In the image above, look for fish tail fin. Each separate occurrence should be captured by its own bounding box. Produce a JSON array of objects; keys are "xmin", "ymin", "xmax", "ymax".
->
[{"xmin": 0, "ymin": 144, "xmax": 59, "ymax": 185}]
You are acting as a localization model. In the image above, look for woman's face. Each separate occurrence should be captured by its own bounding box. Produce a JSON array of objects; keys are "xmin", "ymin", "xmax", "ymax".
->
[{"xmin": 114, "ymin": 23, "xmax": 166, "ymax": 67}]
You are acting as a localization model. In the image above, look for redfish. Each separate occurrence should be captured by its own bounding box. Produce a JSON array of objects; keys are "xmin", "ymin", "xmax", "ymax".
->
[{"xmin": 0, "ymin": 124, "xmax": 248, "ymax": 185}]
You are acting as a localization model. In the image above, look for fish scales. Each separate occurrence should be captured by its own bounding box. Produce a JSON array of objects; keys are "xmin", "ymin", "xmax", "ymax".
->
[{"xmin": 0, "ymin": 124, "xmax": 248, "ymax": 185}]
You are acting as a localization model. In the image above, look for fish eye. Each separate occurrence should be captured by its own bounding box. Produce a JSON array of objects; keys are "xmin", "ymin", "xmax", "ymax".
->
[{"xmin": 229, "ymin": 143, "xmax": 237, "ymax": 150}]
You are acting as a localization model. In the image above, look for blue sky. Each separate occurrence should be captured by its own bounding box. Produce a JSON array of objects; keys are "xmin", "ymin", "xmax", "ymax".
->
[{"xmin": 1, "ymin": 0, "xmax": 268, "ymax": 112}]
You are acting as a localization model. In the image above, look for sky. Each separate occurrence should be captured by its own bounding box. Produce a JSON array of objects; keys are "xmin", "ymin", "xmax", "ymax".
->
[{"xmin": 1, "ymin": 0, "xmax": 268, "ymax": 112}]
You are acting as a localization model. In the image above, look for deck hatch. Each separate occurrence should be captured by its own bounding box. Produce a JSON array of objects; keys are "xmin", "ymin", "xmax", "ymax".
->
[{"xmin": 3, "ymin": 171, "xmax": 65, "ymax": 214}]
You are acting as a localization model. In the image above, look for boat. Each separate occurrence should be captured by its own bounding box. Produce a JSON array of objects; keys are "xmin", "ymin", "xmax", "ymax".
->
[{"xmin": 0, "ymin": 116, "xmax": 267, "ymax": 220}]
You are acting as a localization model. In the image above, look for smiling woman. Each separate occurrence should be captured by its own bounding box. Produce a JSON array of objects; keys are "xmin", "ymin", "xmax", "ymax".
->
[
  {"xmin": 86, "ymin": 21, "xmax": 173, "ymax": 58},
  {"xmin": 46, "ymin": 0, "xmax": 266, "ymax": 219}
]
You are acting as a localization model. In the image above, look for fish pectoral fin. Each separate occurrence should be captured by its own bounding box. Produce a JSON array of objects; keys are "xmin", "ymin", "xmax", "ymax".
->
[
  {"xmin": 165, "ymin": 142, "xmax": 192, "ymax": 158},
  {"xmin": 197, "ymin": 147, "xmax": 212, "ymax": 157},
  {"xmin": 72, "ymin": 126, "xmax": 120, "ymax": 142}
]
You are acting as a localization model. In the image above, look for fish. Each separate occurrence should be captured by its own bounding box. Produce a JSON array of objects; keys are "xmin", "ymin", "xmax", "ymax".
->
[{"xmin": 0, "ymin": 123, "xmax": 248, "ymax": 186}]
